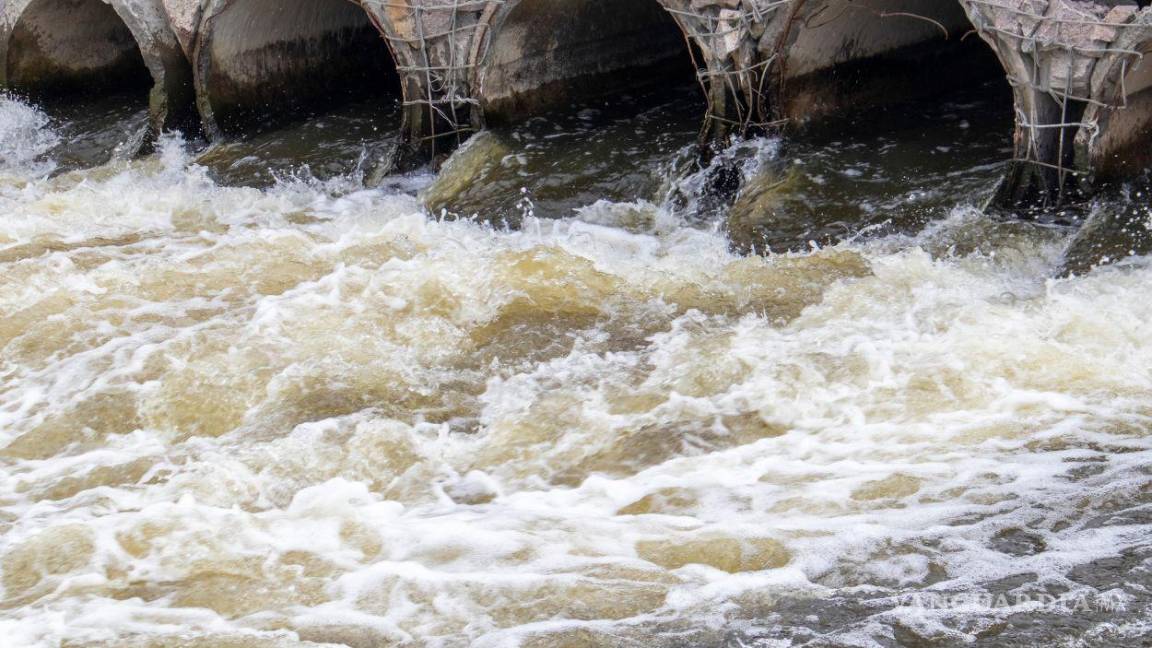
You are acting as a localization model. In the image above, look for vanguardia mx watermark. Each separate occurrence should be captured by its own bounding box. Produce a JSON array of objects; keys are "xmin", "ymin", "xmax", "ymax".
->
[{"xmin": 901, "ymin": 591, "xmax": 1131, "ymax": 614}]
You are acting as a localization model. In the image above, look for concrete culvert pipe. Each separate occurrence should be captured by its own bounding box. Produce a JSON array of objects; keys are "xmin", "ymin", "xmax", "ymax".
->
[
  {"xmin": 195, "ymin": 0, "xmax": 401, "ymax": 139},
  {"xmin": 472, "ymin": 0, "xmax": 702, "ymax": 126},
  {"xmin": 770, "ymin": 0, "xmax": 1004, "ymax": 122},
  {"xmin": 0, "ymin": 0, "xmax": 196, "ymax": 135}
]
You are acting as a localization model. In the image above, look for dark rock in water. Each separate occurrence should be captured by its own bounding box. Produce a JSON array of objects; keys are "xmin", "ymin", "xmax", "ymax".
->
[
  {"xmin": 725, "ymin": 166, "xmax": 814, "ymax": 255},
  {"xmin": 420, "ymin": 130, "xmax": 513, "ymax": 219},
  {"xmin": 1060, "ymin": 193, "xmax": 1152, "ymax": 276},
  {"xmin": 990, "ymin": 527, "xmax": 1048, "ymax": 557}
]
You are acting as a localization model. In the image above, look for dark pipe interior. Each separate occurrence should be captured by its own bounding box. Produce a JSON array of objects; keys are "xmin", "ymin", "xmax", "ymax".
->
[
  {"xmin": 479, "ymin": 0, "xmax": 700, "ymax": 126},
  {"xmin": 778, "ymin": 0, "xmax": 1007, "ymax": 123},
  {"xmin": 202, "ymin": 0, "xmax": 399, "ymax": 134},
  {"xmin": 6, "ymin": 0, "xmax": 151, "ymax": 100}
]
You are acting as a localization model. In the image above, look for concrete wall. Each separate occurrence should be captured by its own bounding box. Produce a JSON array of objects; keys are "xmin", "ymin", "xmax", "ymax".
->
[
  {"xmin": 1076, "ymin": 9, "xmax": 1152, "ymax": 183},
  {"xmin": 962, "ymin": 0, "xmax": 1152, "ymax": 207},
  {"xmin": 161, "ymin": 0, "xmax": 203, "ymax": 57}
]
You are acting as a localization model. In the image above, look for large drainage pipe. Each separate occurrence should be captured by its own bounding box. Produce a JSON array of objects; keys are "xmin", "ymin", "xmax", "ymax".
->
[
  {"xmin": 330, "ymin": 1, "xmax": 1016, "ymax": 165},
  {"xmin": 466, "ymin": 0, "xmax": 777, "ymax": 144},
  {"xmin": 193, "ymin": 0, "xmax": 402, "ymax": 140},
  {"xmin": 465, "ymin": 1, "xmax": 1010, "ymax": 147},
  {"xmin": 0, "ymin": 0, "xmax": 196, "ymax": 140},
  {"xmin": 762, "ymin": 0, "xmax": 1003, "ymax": 123},
  {"xmin": 366, "ymin": 0, "xmax": 785, "ymax": 161},
  {"xmin": 470, "ymin": 0, "xmax": 701, "ymax": 125}
]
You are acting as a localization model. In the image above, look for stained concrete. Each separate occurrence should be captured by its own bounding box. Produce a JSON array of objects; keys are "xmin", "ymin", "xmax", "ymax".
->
[
  {"xmin": 1076, "ymin": 8, "xmax": 1152, "ymax": 183},
  {"xmin": 474, "ymin": 0, "xmax": 696, "ymax": 124},
  {"xmin": 963, "ymin": 0, "xmax": 1152, "ymax": 208},
  {"xmin": 368, "ymin": 0, "xmax": 767, "ymax": 154},
  {"xmin": 1, "ymin": 0, "xmax": 1150, "ymax": 192},
  {"xmin": 194, "ymin": 0, "xmax": 400, "ymax": 138},
  {"xmin": 161, "ymin": 0, "xmax": 203, "ymax": 58},
  {"xmin": 0, "ymin": 0, "xmax": 196, "ymax": 136},
  {"xmin": 765, "ymin": 0, "xmax": 1003, "ymax": 122}
]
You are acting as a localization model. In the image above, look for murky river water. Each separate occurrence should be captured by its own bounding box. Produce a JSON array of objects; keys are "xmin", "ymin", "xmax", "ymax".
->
[
  {"xmin": 193, "ymin": 97, "xmax": 403, "ymax": 189},
  {"xmin": 2, "ymin": 87, "xmax": 1152, "ymax": 648}
]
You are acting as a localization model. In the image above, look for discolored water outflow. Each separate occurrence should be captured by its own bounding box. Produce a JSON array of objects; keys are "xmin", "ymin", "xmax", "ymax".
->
[
  {"xmin": 724, "ymin": 80, "xmax": 1019, "ymax": 254},
  {"xmin": 424, "ymin": 82, "xmax": 707, "ymax": 224},
  {"xmin": 2, "ymin": 78, "xmax": 1152, "ymax": 648},
  {"xmin": 192, "ymin": 98, "xmax": 402, "ymax": 188},
  {"xmin": 424, "ymin": 78, "xmax": 1017, "ymax": 248}
]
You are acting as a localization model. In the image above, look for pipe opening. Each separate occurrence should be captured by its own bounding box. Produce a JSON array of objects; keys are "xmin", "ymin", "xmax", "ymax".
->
[
  {"xmin": 200, "ymin": 0, "xmax": 400, "ymax": 136},
  {"xmin": 727, "ymin": 1, "xmax": 1019, "ymax": 254},
  {"xmin": 777, "ymin": 0, "xmax": 1006, "ymax": 123},
  {"xmin": 423, "ymin": 0, "xmax": 708, "ymax": 223},
  {"xmin": 477, "ymin": 0, "xmax": 702, "ymax": 126},
  {"xmin": 6, "ymin": 0, "xmax": 151, "ymax": 100}
]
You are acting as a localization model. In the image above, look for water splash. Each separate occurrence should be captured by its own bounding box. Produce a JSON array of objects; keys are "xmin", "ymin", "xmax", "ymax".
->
[
  {"xmin": 1, "ymin": 84, "xmax": 1151, "ymax": 648},
  {"xmin": 0, "ymin": 94, "xmax": 60, "ymax": 178},
  {"xmin": 659, "ymin": 135, "xmax": 782, "ymax": 223}
]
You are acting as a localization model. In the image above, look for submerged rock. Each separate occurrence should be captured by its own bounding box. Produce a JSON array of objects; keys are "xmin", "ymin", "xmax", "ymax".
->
[
  {"xmin": 1060, "ymin": 195, "xmax": 1152, "ymax": 276},
  {"xmin": 725, "ymin": 165, "xmax": 814, "ymax": 254},
  {"xmin": 420, "ymin": 130, "xmax": 513, "ymax": 218}
]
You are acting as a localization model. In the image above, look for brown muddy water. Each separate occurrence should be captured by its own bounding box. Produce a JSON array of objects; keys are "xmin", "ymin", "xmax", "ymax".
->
[
  {"xmin": 1, "ymin": 84, "xmax": 1152, "ymax": 648},
  {"xmin": 192, "ymin": 97, "xmax": 403, "ymax": 188}
]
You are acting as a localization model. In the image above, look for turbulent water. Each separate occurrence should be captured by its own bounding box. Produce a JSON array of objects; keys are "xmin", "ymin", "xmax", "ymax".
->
[
  {"xmin": 193, "ymin": 97, "xmax": 403, "ymax": 188},
  {"xmin": 2, "ymin": 89, "xmax": 1152, "ymax": 648}
]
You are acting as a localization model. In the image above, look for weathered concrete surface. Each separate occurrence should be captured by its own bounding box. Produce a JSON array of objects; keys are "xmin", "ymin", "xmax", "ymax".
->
[
  {"xmin": 473, "ymin": 0, "xmax": 695, "ymax": 124},
  {"xmin": 962, "ymin": 0, "xmax": 1152, "ymax": 208},
  {"xmin": 1075, "ymin": 6, "xmax": 1152, "ymax": 182},
  {"xmin": 367, "ymin": 0, "xmax": 779, "ymax": 158},
  {"xmin": 161, "ymin": 0, "xmax": 203, "ymax": 58},
  {"xmin": 468, "ymin": 0, "xmax": 779, "ymax": 141},
  {"xmin": 194, "ymin": 0, "xmax": 401, "ymax": 139},
  {"xmin": 358, "ymin": 0, "xmax": 488, "ymax": 161},
  {"xmin": 0, "ymin": 0, "xmax": 196, "ymax": 135},
  {"xmin": 762, "ymin": 0, "xmax": 1001, "ymax": 123}
]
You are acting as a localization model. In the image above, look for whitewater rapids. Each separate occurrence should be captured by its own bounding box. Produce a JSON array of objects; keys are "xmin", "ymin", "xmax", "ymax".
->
[{"xmin": 1, "ymin": 96, "xmax": 1151, "ymax": 647}]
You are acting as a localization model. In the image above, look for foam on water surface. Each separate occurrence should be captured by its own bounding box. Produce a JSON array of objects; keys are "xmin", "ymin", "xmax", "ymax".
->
[
  {"xmin": 0, "ymin": 95, "xmax": 60, "ymax": 179},
  {"xmin": 0, "ymin": 97, "xmax": 1150, "ymax": 648}
]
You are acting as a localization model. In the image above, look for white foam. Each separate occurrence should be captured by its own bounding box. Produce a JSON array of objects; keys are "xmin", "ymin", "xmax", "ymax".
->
[
  {"xmin": 0, "ymin": 94, "xmax": 59, "ymax": 179},
  {"xmin": 0, "ymin": 142, "xmax": 1149, "ymax": 647}
]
